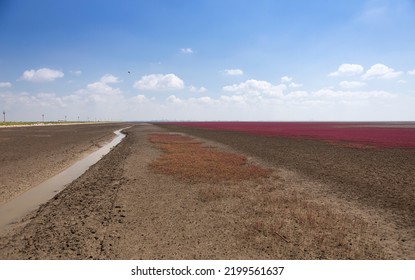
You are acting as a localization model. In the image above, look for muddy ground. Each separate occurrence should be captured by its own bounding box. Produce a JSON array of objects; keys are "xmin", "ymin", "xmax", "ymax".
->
[
  {"xmin": 0, "ymin": 123, "xmax": 128, "ymax": 206},
  {"xmin": 0, "ymin": 123, "xmax": 414, "ymax": 259}
]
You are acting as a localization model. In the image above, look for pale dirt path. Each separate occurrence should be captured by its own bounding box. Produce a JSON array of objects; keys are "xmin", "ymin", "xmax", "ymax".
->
[{"xmin": 103, "ymin": 124, "xmax": 261, "ymax": 259}]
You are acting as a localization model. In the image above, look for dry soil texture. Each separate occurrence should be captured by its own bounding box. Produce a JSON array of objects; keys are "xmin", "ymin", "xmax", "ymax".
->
[
  {"xmin": 0, "ymin": 123, "xmax": 413, "ymax": 259},
  {"xmin": 0, "ymin": 123, "xmax": 128, "ymax": 206}
]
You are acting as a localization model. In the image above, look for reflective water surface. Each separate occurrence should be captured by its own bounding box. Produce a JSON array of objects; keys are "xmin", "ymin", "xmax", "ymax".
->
[{"xmin": 0, "ymin": 128, "xmax": 127, "ymax": 233}]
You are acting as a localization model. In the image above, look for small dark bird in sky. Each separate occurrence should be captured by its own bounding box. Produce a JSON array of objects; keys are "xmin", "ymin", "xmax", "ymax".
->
[{"xmin": 128, "ymin": 71, "xmax": 131, "ymax": 74}]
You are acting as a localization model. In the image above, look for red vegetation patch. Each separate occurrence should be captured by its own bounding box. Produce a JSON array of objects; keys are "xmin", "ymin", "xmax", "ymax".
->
[
  {"xmin": 161, "ymin": 122, "xmax": 415, "ymax": 148},
  {"xmin": 149, "ymin": 133, "xmax": 270, "ymax": 183}
]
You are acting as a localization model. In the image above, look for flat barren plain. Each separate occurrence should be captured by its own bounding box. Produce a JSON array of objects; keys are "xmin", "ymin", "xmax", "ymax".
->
[
  {"xmin": 0, "ymin": 123, "xmax": 128, "ymax": 206},
  {"xmin": 0, "ymin": 123, "xmax": 414, "ymax": 259}
]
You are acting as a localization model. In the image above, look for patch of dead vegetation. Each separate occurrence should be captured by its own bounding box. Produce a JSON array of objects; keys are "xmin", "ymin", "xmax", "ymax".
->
[
  {"xmin": 325, "ymin": 140, "xmax": 376, "ymax": 149},
  {"xmin": 239, "ymin": 180, "xmax": 382, "ymax": 259},
  {"xmin": 149, "ymin": 133, "xmax": 270, "ymax": 183},
  {"xmin": 190, "ymin": 173, "xmax": 386, "ymax": 259}
]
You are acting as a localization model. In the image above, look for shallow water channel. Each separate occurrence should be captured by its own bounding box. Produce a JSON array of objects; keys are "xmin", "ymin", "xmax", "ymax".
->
[{"xmin": 0, "ymin": 128, "xmax": 128, "ymax": 234}]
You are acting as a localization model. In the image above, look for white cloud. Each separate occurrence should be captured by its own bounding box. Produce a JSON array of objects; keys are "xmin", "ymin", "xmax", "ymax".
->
[
  {"xmin": 280, "ymin": 76, "xmax": 292, "ymax": 83},
  {"xmin": 194, "ymin": 96, "xmax": 216, "ymax": 105},
  {"xmin": 286, "ymin": 91, "xmax": 309, "ymax": 98},
  {"xmin": 134, "ymin": 74, "xmax": 184, "ymax": 91},
  {"xmin": 70, "ymin": 70, "xmax": 82, "ymax": 76},
  {"xmin": 99, "ymin": 74, "xmax": 120, "ymax": 84},
  {"xmin": 219, "ymin": 95, "xmax": 247, "ymax": 105},
  {"xmin": 166, "ymin": 95, "xmax": 183, "ymax": 104},
  {"xmin": 313, "ymin": 88, "xmax": 395, "ymax": 99},
  {"xmin": 131, "ymin": 94, "xmax": 149, "ymax": 104},
  {"xmin": 289, "ymin": 82, "xmax": 303, "ymax": 88},
  {"xmin": 0, "ymin": 82, "xmax": 12, "ymax": 88},
  {"xmin": 361, "ymin": 64, "xmax": 402, "ymax": 80},
  {"xmin": 189, "ymin": 86, "xmax": 207, "ymax": 93},
  {"xmin": 35, "ymin": 92, "xmax": 67, "ymax": 107},
  {"xmin": 223, "ymin": 79, "xmax": 286, "ymax": 97},
  {"xmin": 223, "ymin": 69, "xmax": 244, "ymax": 76},
  {"xmin": 167, "ymin": 95, "xmax": 218, "ymax": 106},
  {"xmin": 329, "ymin": 64, "xmax": 364, "ymax": 77},
  {"xmin": 86, "ymin": 82, "xmax": 121, "ymax": 95},
  {"xmin": 180, "ymin": 48, "xmax": 194, "ymax": 54},
  {"xmin": 339, "ymin": 80, "xmax": 366, "ymax": 89},
  {"xmin": 281, "ymin": 76, "xmax": 302, "ymax": 88},
  {"xmin": 0, "ymin": 91, "xmax": 68, "ymax": 108},
  {"xmin": 75, "ymin": 74, "xmax": 122, "ymax": 102},
  {"xmin": 408, "ymin": 69, "xmax": 415, "ymax": 76},
  {"xmin": 20, "ymin": 68, "xmax": 64, "ymax": 82}
]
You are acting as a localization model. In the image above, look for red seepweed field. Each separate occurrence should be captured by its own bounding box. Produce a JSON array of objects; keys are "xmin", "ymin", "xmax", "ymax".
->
[{"xmin": 163, "ymin": 122, "xmax": 415, "ymax": 148}]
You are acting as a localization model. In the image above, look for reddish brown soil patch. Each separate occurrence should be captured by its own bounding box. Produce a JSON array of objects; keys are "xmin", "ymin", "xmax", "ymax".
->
[
  {"xmin": 164, "ymin": 121, "xmax": 415, "ymax": 148},
  {"xmin": 149, "ymin": 133, "xmax": 270, "ymax": 183}
]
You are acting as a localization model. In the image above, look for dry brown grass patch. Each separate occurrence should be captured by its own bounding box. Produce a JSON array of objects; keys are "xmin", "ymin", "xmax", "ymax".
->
[
  {"xmin": 149, "ymin": 133, "xmax": 270, "ymax": 183},
  {"xmin": 238, "ymin": 180, "xmax": 383, "ymax": 259}
]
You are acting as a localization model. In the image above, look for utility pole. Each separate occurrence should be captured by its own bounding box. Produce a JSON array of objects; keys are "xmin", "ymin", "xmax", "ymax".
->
[
  {"xmin": 42, "ymin": 114, "xmax": 44, "ymax": 122},
  {"xmin": 65, "ymin": 115, "xmax": 67, "ymax": 122},
  {"xmin": 2, "ymin": 110, "xmax": 5, "ymax": 122}
]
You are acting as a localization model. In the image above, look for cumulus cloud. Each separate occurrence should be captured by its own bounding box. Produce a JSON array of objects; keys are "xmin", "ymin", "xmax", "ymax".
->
[
  {"xmin": 286, "ymin": 91, "xmax": 309, "ymax": 98},
  {"xmin": 408, "ymin": 69, "xmax": 415, "ymax": 76},
  {"xmin": 361, "ymin": 64, "xmax": 402, "ymax": 80},
  {"xmin": 70, "ymin": 70, "xmax": 82, "ymax": 76},
  {"xmin": 134, "ymin": 74, "xmax": 184, "ymax": 91},
  {"xmin": 223, "ymin": 79, "xmax": 286, "ymax": 97},
  {"xmin": 166, "ymin": 95, "xmax": 220, "ymax": 107},
  {"xmin": 0, "ymin": 82, "xmax": 12, "ymax": 88},
  {"xmin": 20, "ymin": 68, "xmax": 64, "ymax": 82},
  {"xmin": 189, "ymin": 86, "xmax": 207, "ymax": 93},
  {"xmin": 339, "ymin": 80, "xmax": 366, "ymax": 89},
  {"xmin": 280, "ymin": 76, "xmax": 302, "ymax": 88},
  {"xmin": 223, "ymin": 69, "xmax": 244, "ymax": 76},
  {"xmin": 35, "ymin": 92, "xmax": 68, "ymax": 107},
  {"xmin": 313, "ymin": 88, "xmax": 395, "ymax": 99},
  {"xmin": 280, "ymin": 76, "xmax": 293, "ymax": 83},
  {"xmin": 99, "ymin": 74, "xmax": 120, "ymax": 84},
  {"xmin": 180, "ymin": 48, "xmax": 194, "ymax": 54},
  {"xmin": 329, "ymin": 64, "xmax": 364, "ymax": 77},
  {"xmin": 86, "ymin": 82, "xmax": 121, "ymax": 95},
  {"xmin": 289, "ymin": 82, "xmax": 302, "ymax": 88},
  {"xmin": 193, "ymin": 96, "xmax": 216, "ymax": 105},
  {"xmin": 131, "ymin": 94, "xmax": 149, "ymax": 104},
  {"xmin": 166, "ymin": 95, "xmax": 183, "ymax": 104},
  {"xmin": 219, "ymin": 95, "xmax": 247, "ymax": 105},
  {"xmin": 75, "ymin": 74, "xmax": 122, "ymax": 99},
  {"xmin": 1, "ymin": 91, "xmax": 68, "ymax": 108}
]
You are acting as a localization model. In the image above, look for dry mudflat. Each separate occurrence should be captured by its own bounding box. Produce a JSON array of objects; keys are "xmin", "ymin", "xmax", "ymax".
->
[
  {"xmin": 0, "ymin": 123, "xmax": 414, "ymax": 259},
  {"xmin": 0, "ymin": 123, "xmax": 128, "ymax": 207}
]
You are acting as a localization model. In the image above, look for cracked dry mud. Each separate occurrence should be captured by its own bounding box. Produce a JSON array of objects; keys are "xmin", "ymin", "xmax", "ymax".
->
[{"xmin": 0, "ymin": 123, "xmax": 414, "ymax": 259}]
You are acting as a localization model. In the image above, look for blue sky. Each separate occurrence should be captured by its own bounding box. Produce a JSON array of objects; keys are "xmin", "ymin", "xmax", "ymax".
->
[{"xmin": 1, "ymin": 0, "xmax": 415, "ymax": 121}]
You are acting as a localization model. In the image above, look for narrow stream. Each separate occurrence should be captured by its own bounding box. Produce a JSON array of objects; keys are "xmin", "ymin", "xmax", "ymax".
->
[{"xmin": 0, "ymin": 128, "xmax": 128, "ymax": 233}]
